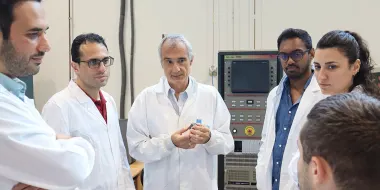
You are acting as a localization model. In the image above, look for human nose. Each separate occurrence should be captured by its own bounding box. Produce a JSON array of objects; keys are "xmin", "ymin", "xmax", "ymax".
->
[
  {"xmin": 37, "ymin": 33, "xmax": 51, "ymax": 53},
  {"xmin": 317, "ymin": 67, "xmax": 328, "ymax": 81}
]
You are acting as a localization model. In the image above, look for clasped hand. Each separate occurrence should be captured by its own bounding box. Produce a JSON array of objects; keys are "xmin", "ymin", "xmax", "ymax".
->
[{"xmin": 171, "ymin": 124, "xmax": 211, "ymax": 149}]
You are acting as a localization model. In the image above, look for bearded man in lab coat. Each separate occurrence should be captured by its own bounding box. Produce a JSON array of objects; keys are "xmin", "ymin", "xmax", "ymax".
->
[
  {"xmin": 0, "ymin": 1, "xmax": 95, "ymax": 190},
  {"xmin": 41, "ymin": 33, "xmax": 135, "ymax": 190},
  {"xmin": 255, "ymin": 28, "xmax": 325, "ymax": 190},
  {"xmin": 127, "ymin": 34, "xmax": 234, "ymax": 190}
]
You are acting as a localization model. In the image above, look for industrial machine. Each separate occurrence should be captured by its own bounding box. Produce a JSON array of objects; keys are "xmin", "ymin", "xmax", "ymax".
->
[{"xmin": 217, "ymin": 51, "xmax": 282, "ymax": 190}]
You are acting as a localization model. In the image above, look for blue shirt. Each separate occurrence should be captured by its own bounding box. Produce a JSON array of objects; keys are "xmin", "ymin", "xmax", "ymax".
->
[
  {"xmin": 164, "ymin": 77, "xmax": 192, "ymax": 115},
  {"xmin": 271, "ymin": 75, "xmax": 312, "ymax": 190},
  {"xmin": 0, "ymin": 73, "xmax": 27, "ymax": 101}
]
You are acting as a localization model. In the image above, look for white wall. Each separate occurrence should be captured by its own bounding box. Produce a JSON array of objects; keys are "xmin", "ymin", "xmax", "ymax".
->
[
  {"xmin": 34, "ymin": 0, "xmax": 255, "ymax": 116},
  {"xmin": 36, "ymin": 0, "xmax": 380, "ymax": 117},
  {"xmin": 34, "ymin": 1, "xmax": 70, "ymax": 112},
  {"xmin": 256, "ymin": 0, "xmax": 380, "ymax": 66}
]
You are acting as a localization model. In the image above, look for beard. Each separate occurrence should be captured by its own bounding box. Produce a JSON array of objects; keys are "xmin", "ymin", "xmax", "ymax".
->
[
  {"xmin": 298, "ymin": 163, "xmax": 313, "ymax": 190},
  {"xmin": 0, "ymin": 41, "xmax": 41, "ymax": 77}
]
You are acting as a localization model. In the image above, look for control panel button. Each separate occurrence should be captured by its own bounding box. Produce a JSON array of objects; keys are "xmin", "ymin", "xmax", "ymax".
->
[
  {"xmin": 247, "ymin": 119, "xmax": 253, "ymax": 122},
  {"xmin": 240, "ymin": 115, "xmax": 244, "ymax": 118},
  {"xmin": 232, "ymin": 118, "xmax": 236, "ymax": 121},
  {"xmin": 240, "ymin": 100, "xmax": 245, "ymax": 103},
  {"xmin": 231, "ymin": 114, "xmax": 236, "ymax": 117},
  {"xmin": 232, "ymin": 128, "xmax": 237, "ymax": 133},
  {"xmin": 244, "ymin": 126, "xmax": 255, "ymax": 136},
  {"xmin": 240, "ymin": 104, "xmax": 245, "ymax": 107},
  {"xmin": 239, "ymin": 119, "xmax": 244, "ymax": 121},
  {"xmin": 246, "ymin": 100, "xmax": 254, "ymax": 104},
  {"xmin": 248, "ymin": 115, "xmax": 253, "ymax": 118},
  {"xmin": 232, "ymin": 104, "xmax": 236, "ymax": 107},
  {"xmin": 248, "ymin": 105, "xmax": 253, "ymax": 107}
]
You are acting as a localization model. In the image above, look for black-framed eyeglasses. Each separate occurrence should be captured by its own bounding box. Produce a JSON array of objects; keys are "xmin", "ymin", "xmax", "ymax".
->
[
  {"xmin": 80, "ymin": 56, "xmax": 114, "ymax": 69},
  {"xmin": 278, "ymin": 49, "xmax": 310, "ymax": 62}
]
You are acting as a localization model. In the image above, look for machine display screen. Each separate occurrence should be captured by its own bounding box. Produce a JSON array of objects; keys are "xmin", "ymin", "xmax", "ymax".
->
[{"xmin": 230, "ymin": 60, "xmax": 270, "ymax": 93}]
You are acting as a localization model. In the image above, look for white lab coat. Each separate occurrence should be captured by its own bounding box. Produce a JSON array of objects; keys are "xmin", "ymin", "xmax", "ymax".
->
[
  {"xmin": 127, "ymin": 76, "xmax": 234, "ymax": 190},
  {"xmin": 41, "ymin": 80, "xmax": 135, "ymax": 190},
  {"xmin": 256, "ymin": 75, "xmax": 326, "ymax": 190},
  {"xmin": 0, "ymin": 84, "xmax": 95, "ymax": 190}
]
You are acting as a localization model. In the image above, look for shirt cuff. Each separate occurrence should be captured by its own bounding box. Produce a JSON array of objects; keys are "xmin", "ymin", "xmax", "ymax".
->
[
  {"xmin": 165, "ymin": 135, "xmax": 176, "ymax": 150},
  {"xmin": 204, "ymin": 130, "xmax": 216, "ymax": 147}
]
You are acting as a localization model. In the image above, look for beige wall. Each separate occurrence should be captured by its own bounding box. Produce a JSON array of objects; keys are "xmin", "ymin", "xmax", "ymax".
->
[{"xmin": 35, "ymin": 0, "xmax": 380, "ymax": 116}]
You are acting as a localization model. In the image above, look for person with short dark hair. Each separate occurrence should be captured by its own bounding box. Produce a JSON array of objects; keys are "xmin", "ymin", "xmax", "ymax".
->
[
  {"xmin": 297, "ymin": 92, "xmax": 380, "ymax": 190},
  {"xmin": 0, "ymin": 1, "xmax": 95, "ymax": 189},
  {"xmin": 42, "ymin": 33, "xmax": 135, "ymax": 189},
  {"xmin": 256, "ymin": 28, "xmax": 327, "ymax": 190}
]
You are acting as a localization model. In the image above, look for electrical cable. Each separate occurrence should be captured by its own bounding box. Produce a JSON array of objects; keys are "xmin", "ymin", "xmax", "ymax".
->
[{"xmin": 119, "ymin": 0, "xmax": 127, "ymax": 119}]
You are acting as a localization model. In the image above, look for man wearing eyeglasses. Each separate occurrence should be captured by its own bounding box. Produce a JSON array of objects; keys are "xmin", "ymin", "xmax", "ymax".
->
[
  {"xmin": 41, "ymin": 33, "xmax": 135, "ymax": 190},
  {"xmin": 256, "ymin": 28, "xmax": 325, "ymax": 190}
]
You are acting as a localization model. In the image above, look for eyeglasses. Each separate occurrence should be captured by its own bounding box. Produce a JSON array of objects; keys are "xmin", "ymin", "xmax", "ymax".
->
[
  {"xmin": 80, "ymin": 56, "xmax": 114, "ymax": 69},
  {"xmin": 278, "ymin": 49, "xmax": 310, "ymax": 62}
]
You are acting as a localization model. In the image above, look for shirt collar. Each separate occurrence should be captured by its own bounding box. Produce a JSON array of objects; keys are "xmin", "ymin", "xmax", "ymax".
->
[
  {"xmin": 88, "ymin": 90, "xmax": 107, "ymax": 106},
  {"xmin": 164, "ymin": 77, "xmax": 193, "ymax": 98},
  {"xmin": 75, "ymin": 80, "xmax": 107, "ymax": 105},
  {"xmin": 283, "ymin": 73, "xmax": 314, "ymax": 91},
  {"xmin": 0, "ymin": 72, "xmax": 27, "ymax": 101}
]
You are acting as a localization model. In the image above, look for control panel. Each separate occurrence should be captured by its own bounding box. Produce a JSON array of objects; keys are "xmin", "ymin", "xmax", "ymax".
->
[{"xmin": 218, "ymin": 51, "xmax": 281, "ymax": 190}]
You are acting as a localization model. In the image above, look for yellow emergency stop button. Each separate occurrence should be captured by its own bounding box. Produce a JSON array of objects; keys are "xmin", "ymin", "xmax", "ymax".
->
[{"xmin": 245, "ymin": 126, "xmax": 255, "ymax": 136}]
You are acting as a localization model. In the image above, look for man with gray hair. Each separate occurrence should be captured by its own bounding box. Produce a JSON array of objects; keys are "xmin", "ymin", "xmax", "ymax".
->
[{"xmin": 126, "ymin": 34, "xmax": 234, "ymax": 190}]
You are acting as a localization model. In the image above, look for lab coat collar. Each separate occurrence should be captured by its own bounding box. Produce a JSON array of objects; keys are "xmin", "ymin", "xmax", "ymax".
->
[
  {"xmin": 163, "ymin": 76, "xmax": 193, "ymax": 97},
  {"xmin": 276, "ymin": 73, "xmax": 320, "ymax": 96},
  {"xmin": 155, "ymin": 76, "xmax": 197, "ymax": 98},
  {"xmin": 68, "ymin": 80, "xmax": 108, "ymax": 126},
  {"xmin": 68, "ymin": 80, "xmax": 108, "ymax": 104}
]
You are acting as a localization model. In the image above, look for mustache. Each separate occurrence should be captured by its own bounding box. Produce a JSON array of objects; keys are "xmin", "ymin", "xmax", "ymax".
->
[
  {"xmin": 286, "ymin": 64, "xmax": 299, "ymax": 68},
  {"xmin": 95, "ymin": 73, "xmax": 107, "ymax": 77},
  {"xmin": 31, "ymin": 51, "xmax": 45, "ymax": 58}
]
